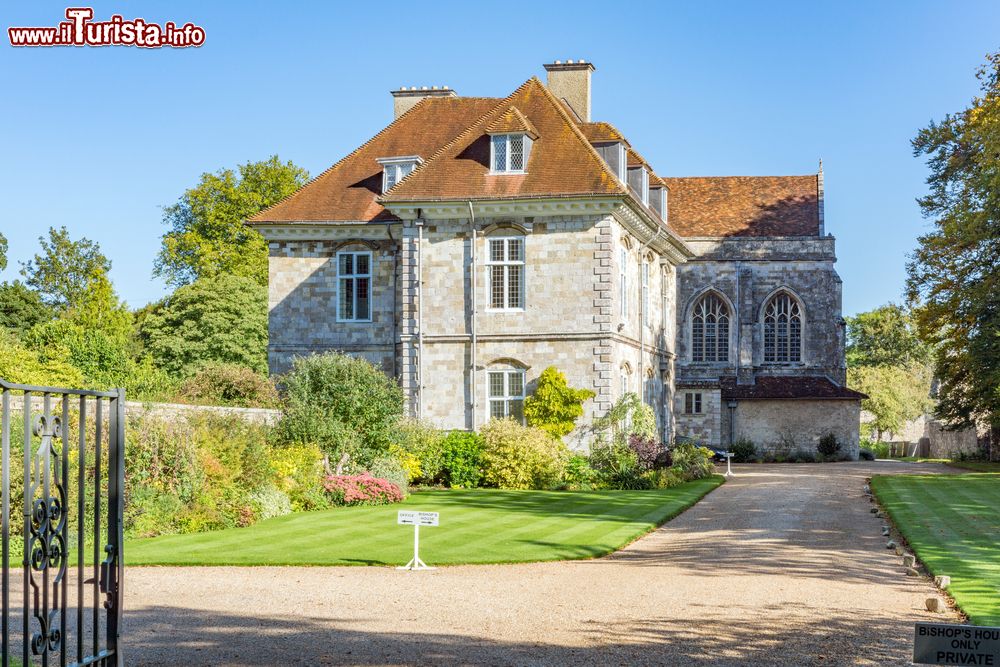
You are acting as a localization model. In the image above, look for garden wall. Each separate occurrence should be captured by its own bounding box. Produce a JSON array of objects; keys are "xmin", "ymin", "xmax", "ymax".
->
[
  {"xmin": 734, "ymin": 399, "xmax": 860, "ymax": 460},
  {"xmin": 5, "ymin": 395, "xmax": 281, "ymax": 425}
]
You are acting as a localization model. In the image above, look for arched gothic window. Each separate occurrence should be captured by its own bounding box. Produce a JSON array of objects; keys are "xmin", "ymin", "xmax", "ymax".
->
[
  {"xmin": 763, "ymin": 292, "xmax": 803, "ymax": 363},
  {"xmin": 691, "ymin": 293, "xmax": 730, "ymax": 362}
]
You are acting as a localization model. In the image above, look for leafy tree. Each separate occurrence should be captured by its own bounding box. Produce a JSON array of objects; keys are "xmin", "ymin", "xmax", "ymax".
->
[
  {"xmin": 24, "ymin": 269, "xmax": 135, "ymax": 388},
  {"xmin": 20, "ymin": 226, "xmax": 111, "ymax": 310},
  {"xmin": 0, "ymin": 281, "xmax": 51, "ymax": 332},
  {"xmin": 156, "ymin": 156, "xmax": 309, "ymax": 287},
  {"xmin": 0, "ymin": 329, "xmax": 84, "ymax": 387},
  {"xmin": 846, "ymin": 304, "xmax": 930, "ymax": 367},
  {"xmin": 524, "ymin": 366, "xmax": 596, "ymax": 438},
  {"xmin": 907, "ymin": 52, "xmax": 1000, "ymax": 432},
  {"xmin": 591, "ymin": 393, "xmax": 657, "ymax": 446},
  {"xmin": 139, "ymin": 274, "xmax": 268, "ymax": 377},
  {"xmin": 279, "ymin": 352, "xmax": 405, "ymax": 467},
  {"xmin": 848, "ymin": 364, "xmax": 932, "ymax": 440},
  {"xmin": 0, "ymin": 232, "xmax": 7, "ymax": 271}
]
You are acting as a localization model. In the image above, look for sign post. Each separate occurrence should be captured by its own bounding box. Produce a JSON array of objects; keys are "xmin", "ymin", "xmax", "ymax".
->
[
  {"xmin": 724, "ymin": 452, "xmax": 735, "ymax": 477},
  {"xmin": 914, "ymin": 622, "xmax": 1000, "ymax": 666},
  {"xmin": 396, "ymin": 511, "xmax": 439, "ymax": 571}
]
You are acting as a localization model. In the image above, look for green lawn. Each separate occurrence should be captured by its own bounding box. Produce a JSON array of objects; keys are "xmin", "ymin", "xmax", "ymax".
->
[
  {"xmin": 947, "ymin": 461, "xmax": 1000, "ymax": 473},
  {"xmin": 872, "ymin": 474, "xmax": 1000, "ymax": 625},
  {"xmin": 126, "ymin": 476, "xmax": 724, "ymax": 566}
]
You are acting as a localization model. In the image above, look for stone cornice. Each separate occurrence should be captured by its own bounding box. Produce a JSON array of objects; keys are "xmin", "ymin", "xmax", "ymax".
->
[
  {"xmin": 385, "ymin": 196, "xmax": 621, "ymax": 221},
  {"xmin": 255, "ymin": 224, "xmax": 396, "ymax": 241}
]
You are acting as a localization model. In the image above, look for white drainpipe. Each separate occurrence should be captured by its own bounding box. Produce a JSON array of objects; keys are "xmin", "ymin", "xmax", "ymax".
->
[{"xmin": 415, "ymin": 218, "xmax": 424, "ymax": 420}]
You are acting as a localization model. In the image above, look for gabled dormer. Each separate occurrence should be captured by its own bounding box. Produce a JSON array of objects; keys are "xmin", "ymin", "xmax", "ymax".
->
[
  {"xmin": 377, "ymin": 155, "xmax": 422, "ymax": 193},
  {"xmin": 486, "ymin": 106, "xmax": 538, "ymax": 174}
]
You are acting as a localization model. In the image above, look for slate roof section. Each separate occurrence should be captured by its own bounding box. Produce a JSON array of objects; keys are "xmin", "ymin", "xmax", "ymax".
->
[
  {"xmin": 659, "ymin": 175, "xmax": 821, "ymax": 238},
  {"xmin": 248, "ymin": 96, "xmax": 500, "ymax": 224},
  {"xmin": 383, "ymin": 77, "xmax": 626, "ymax": 202},
  {"xmin": 720, "ymin": 376, "xmax": 867, "ymax": 401}
]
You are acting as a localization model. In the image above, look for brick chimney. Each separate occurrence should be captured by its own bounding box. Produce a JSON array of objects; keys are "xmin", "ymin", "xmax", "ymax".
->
[
  {"xmin": 543, "ymin": 60, "xmax": 595, "ymax": 122},
  {"xmin": 390, "ymin": 86, "xmax": 457, "ymax": 119}
]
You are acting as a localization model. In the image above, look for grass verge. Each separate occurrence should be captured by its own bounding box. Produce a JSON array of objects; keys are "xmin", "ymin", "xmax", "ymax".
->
[
  {"xmin": 126, "ymin": 476, "xmax": 724, "ymax": 566},
  {"xmin": 872, "ymin": 473, "xmax": 1000, "ymax": 625}
]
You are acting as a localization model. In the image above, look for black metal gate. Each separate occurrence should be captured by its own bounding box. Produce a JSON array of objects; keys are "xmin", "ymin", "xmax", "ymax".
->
[{"xmin": 1, "ymin": 379, "xmax": 125, "ymax": 667}]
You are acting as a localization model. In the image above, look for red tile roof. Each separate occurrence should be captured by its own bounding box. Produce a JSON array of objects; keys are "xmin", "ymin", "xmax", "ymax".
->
[
  {"xmin": 660, "ymin": 175, "xmax": 821, "ymax": 237},
  {"xmin": 484, "ymin": 106, "xmax": 539, "ymax": 139},
  {"xmin": 720, "ymin": 376, "xmax": 867, "ymax": 401},
  {"xmin": 383, "ymin": 78, "xmax": 625, "ymax": 202},
  {"xmin": 249, "ymin": 96, "xmax": 500, "ymax": 224}
]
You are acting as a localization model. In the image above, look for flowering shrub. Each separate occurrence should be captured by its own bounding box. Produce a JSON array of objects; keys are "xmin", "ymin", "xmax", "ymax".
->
[
  {"xmin": 627, "ymin": 434, "xmax": 668, "ymax": 471},
  {"xmin": 323, "ymin": 473, "xmax": 405, "ymax": 506}
]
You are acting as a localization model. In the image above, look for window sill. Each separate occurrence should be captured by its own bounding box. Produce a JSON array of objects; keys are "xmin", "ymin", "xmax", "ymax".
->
[
  {"xmin": 487, "ymin": 170, "xmax": 527, "ymax": 176},
  {"xmin": 335, "ymin": 319, "xmax": 374, "ymax": 324},
  {"xmin": 485, "ymin": 308, "xmax": 525, "ymax": 313}
]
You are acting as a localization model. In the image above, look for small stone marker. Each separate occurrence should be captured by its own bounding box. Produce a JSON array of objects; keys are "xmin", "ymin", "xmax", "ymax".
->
[
  {"xmin": 906, "ymin": 567, "xmax": 920, "ymax": 577},
  {"xmin": 913, "ymin": 622, "xmax": 1000, "ymax": 665},
  {"xmin": 935, "ymin": 576, "xmax": 952, "ymax": 589},
  {"xmin": 904, "ymin": 554, "xmax": 917, "ymax": 568},
  {"xmin": 871, "ymin": 507, "xmax": 879, "ymax": 513},
  {"xmin": 882, "ymin": 525, "xmax": 890, "ymax": 536},
  {"xmin": 925, "ymin": 598, "xmax": 944, "ymax": 613},
  {"xmin": 887, "ymin": 540, "xmax": 897, "ymax": 550},
  {"xmin": 396, "ymin": 511, "xmax": 439, "ymax": 571}
]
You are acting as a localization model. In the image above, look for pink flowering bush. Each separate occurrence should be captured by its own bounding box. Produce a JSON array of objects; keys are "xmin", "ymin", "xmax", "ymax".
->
[{"xmin": 323, "ymin": 473, "xmax": 405, "ymax": 506}]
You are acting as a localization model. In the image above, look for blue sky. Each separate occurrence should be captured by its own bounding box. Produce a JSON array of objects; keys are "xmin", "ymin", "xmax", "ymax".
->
[{"xmin": 1, "ymin": 1, "xmax": 997, "ymax": 316}]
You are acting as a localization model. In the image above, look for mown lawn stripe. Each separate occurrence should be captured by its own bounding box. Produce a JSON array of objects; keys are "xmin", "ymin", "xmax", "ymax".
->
[
  {"xmin": 872, "ymin": 474, "xmax": 1000, "ymax": 626},
  {"xmin": 125, "ymin": 477, "xmax": 723, "ymax": 566}
]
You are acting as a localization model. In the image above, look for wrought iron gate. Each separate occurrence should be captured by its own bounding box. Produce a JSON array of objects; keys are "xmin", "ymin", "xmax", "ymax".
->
[{"xmin": 1, "ymin": 379, "xmax": 125, "ymax": 667}]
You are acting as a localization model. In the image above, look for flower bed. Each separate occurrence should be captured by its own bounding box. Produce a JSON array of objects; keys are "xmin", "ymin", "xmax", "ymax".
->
[{"xmin": 324, "ymin": 473, "xmax": 405, "ymax": 506}]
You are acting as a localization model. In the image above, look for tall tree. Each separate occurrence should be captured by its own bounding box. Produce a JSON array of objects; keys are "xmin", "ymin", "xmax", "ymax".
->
[
  {"xmin": 907, "ymin": 52, "xmax": 1000, "ymax": 432},
  {"xmin": 849, "ymin": 364, "xmax": 932, "ymax": 440},
  {"xmin": 156, "ymin": 156, "xmax": 309, "ymax": 287},
  {"xmin": 846, "ymin": 304, "xmax": 930, "ymax": 368},
  {"xmin": 20, "ymin": 226, "xmax": 111, "ymax": 310},
  {"xmin": 0, "ymin": 281, "xmax": 51, "ymax": 332},
  {"xmin": 139, "ymin": 274, "xmax": 268, "ymax": 377}
]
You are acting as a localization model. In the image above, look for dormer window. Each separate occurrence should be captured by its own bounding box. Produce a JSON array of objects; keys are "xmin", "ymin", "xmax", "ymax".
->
[
  {"xmin": 616, "ymin": 143, "xmax": 627, "ymax": 183},
  {"xmin": 490, "ymin": 134, "xmax": 532, "ymax": 173},
  {"xmin": 628, "ymin": 166, "xmax": 649, "ymax": 206},
  {"xmin": 377, "ymin": 156, "xmax": 421, "ymax": 193},
  {"xmin": 650, "ymin": 186, "xmax": 668, "ymax": 222}
]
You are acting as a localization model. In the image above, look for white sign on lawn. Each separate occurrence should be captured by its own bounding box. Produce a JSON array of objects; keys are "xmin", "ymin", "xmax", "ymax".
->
[
  {"xmin": 397, "ymin": 510, "xmax": 439, "ymax": 571},
  {"xmin": 397, "ymin": 511, "xmax": 439, "ymax": 527}
]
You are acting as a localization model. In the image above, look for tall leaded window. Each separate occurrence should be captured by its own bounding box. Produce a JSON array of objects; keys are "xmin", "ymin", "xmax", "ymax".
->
[
  {"xmin": 491, "ymin": 134, "xmax": 530, "ymax": 173},
  {"xmin": 691, "ymin": 293, "xmax": 729, "ymax": 362},
  {"xmin": 488, "ymin": 368, "xmax": 525, "ymax": 423},
  {"xmin": 487, "ymin": 237, "xmax": 524, "ymax": 310},
  {"xmin": 763, "ymin": 292, "xmax": 803, "ymax": 363},
  {"xmin": 337, "ymin": 251, "xmax": 372, "ymax": 322}
]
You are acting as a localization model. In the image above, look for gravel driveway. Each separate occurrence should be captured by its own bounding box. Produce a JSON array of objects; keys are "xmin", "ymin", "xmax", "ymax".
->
[{"xmin": 121, "ymin": 461, "xmax": 959, "ymax": 666}]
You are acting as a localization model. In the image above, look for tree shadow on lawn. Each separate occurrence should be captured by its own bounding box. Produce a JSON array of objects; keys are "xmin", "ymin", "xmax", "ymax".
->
[{"xmin": 123, "ymin": 603, "xmax": 915, "ymax": 666}]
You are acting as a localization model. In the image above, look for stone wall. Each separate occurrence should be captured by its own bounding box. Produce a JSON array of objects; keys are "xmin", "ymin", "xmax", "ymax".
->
[
  {"xmin": 861, "ymin": 412, "xmax": 980, "ymax": 458},
  {"xmin": 674, "ymin": 386, "xmax": 722, "ymax": 446},
  {"xmin": 734, "ymin": 399, "xmax": 860, "ymax": 459},
  {"xmin": 268, "ymin": 233, "xmax": 397, "ymax": 376},
  {"xmin": 675, "ymin": 236, "xmax": 846, "ymax": 385},
  {"xmin": 5, "ymin": 395, "xmax": 281, "ymax": 425}
]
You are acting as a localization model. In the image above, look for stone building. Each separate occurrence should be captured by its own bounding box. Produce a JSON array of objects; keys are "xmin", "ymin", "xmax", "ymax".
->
[{"xmin": 249, "ymin": 61, "xmax": 865, "ymax": 457}]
